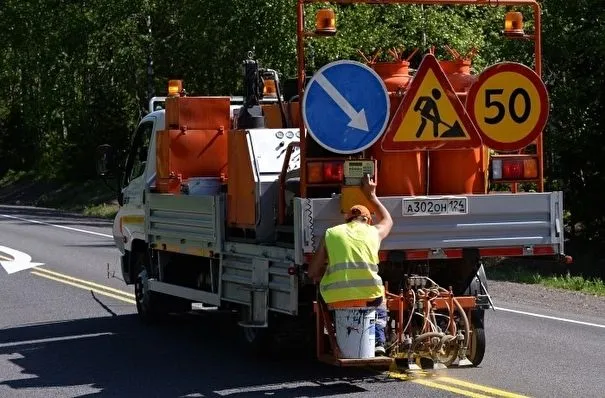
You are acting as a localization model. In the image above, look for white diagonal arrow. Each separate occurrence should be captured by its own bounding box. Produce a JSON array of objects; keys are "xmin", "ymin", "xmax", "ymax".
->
[
  {"xmin": 0, "ymin": 245, "xmax": 44, "ymax": 274},
  {"xmin": 315, "ymin": 72, "xmax": 369, "ymax": 132}
]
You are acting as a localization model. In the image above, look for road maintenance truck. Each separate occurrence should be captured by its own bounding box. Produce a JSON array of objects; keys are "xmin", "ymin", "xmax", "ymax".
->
[{"xmin": 96, "ymin": 0, "xmax": 569, "ymax": 369}]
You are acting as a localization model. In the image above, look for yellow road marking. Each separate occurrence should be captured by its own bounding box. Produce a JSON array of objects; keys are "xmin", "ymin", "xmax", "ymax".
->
[
  {"xmin": 33, "ymin": 266, "xmax": 135, "ymax": 298},
  {"xmin": 387, "ymin": 370, "xmax": 531, "ymax": 398},
  {"xmin": 30, "ymin": 271, "xmax": 136, "ymax": 305},
  {"xmin": 436, "ymin": 377, "xmax": 530, "ymax": 398},
  {"xmin": 412, "ymin": 378, "xmax": 494, "ymax": 398}
]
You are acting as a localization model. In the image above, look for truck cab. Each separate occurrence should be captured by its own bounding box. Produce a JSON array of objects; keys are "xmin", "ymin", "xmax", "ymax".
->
[{"xmin": 112, "ymin": 110, "xmax": 163, "ymax": 256}]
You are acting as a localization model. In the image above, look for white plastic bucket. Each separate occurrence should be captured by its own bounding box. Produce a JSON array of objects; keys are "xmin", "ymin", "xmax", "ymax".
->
[
  {"xmin": 334, "ymin": 308, "xmax": 376, "ymax": 359},
  {"xmin": 183, "ymin": 177, "xmax": 221, "ymax": 196}
]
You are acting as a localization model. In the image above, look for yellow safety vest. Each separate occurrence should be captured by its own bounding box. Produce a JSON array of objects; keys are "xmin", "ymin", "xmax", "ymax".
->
[{"xmin": 320, "ymin": 221, "xmax": 384, "ymax": 304}]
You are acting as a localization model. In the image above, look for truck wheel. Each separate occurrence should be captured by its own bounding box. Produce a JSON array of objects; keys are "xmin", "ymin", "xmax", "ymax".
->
[
  {"xmin": 135, "ymin": 270, "xmax": 167, "ymax": 323},
  {"xmin": 238, "ymin": 325, "xmax": 271, "ymax": 355},
  {"xmin": 467, "ymin": 311, "xmax": 486, "ymax": 366}
]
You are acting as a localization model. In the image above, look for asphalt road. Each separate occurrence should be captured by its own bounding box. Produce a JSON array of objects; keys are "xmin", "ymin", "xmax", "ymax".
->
[{"xmin": 1, "ymin": 205, "xmax": 604, "ymax": 398}]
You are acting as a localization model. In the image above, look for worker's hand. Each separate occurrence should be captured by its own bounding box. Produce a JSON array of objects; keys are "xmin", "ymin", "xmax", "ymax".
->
[{"xmin": 362, "ymin": 174, "xmax": 377, "ymax": 198}]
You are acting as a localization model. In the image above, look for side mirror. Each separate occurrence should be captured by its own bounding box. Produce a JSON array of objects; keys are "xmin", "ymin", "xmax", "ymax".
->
[{"xmin": 95, "ymin": 144, "xmax": 115, "ymax": 176}]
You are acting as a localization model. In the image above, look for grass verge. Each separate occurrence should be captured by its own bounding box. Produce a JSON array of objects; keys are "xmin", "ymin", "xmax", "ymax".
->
[
  {"xmin": 0, "ymin": 170, "xmax": 119, "ymax": 219},
  {"xmin": 487, "ymin": 264, "xmax": 605, "ymax": 296}
]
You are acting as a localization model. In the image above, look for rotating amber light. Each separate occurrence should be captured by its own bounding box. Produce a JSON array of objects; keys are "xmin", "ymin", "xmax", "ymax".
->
[
  {"xmin": 315, "ymin": 8, "xmax": 336, "ymax": 36},
  {"xmin": 168, "ymin": 80, "xmax": 183, "ymax": 97},
  {"xmin": 504, "ymin": 11, "xmax": 525, "ymax": 37},
  {"xmin": 263, "ymin": 78, "xmax": 277, "ymax": 98}
]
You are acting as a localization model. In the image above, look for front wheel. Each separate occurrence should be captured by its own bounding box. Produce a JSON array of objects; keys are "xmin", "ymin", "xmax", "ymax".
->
[
  {"xmin": 135, "ymin": 270, "xmax": 168, "ymax": 323},
  {"xmin": 133, "ymin": 252, "xmax": 190, "ymax": 323}
]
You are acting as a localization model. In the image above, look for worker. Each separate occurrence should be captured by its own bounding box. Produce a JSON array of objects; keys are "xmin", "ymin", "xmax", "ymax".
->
[{"xmin": 308, "ymin": 174, "xmax": 394, "ymax": 356}]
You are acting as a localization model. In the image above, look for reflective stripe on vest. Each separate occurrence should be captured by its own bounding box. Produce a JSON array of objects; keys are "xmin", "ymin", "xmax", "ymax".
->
[{"xmin": 320, "ymin": 222, "xmax": 384, "ymax": 304}]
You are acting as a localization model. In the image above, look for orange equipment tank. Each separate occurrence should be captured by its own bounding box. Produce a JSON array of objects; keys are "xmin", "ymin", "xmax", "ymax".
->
[
  {"xmin": 367, "ymin": 48, "xmax": 427, "ymax": 196},
  {"xmin": 428, "ymin": 147, "xmax": 490, "ymax": 195},
  {"xmin": 156, "ymin": 96, "xmax": 231, "ymax": 193},
  {"xmin": 429, "ymin": 46, "xmax": 488, "ymax": 195},
  {"xmin": 370, "ymin": 48, "xmax": 417, "ymax": 96},
  {"xmin": 438, "ymin": 46, "xmax": 478, "ymax": 94}
]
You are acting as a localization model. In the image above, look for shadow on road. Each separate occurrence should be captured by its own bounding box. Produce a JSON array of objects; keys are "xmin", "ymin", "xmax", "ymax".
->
[{"xmin": 0, "ymin": 312, "xmax": 393, "ymax": 397}]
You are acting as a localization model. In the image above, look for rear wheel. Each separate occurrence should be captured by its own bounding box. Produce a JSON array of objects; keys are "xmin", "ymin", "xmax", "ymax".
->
[{"xmin": 467, "ymin": 310, "xmax": 486, "ymax": 366}]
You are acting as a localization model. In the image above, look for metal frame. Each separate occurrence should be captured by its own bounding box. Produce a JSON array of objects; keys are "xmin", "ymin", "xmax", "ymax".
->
[{"xmin": 295, "ymin": 0, "xmax": 545, "ymax": 196}]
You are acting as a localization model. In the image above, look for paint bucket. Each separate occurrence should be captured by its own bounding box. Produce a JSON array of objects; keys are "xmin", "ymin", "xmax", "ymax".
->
[
  {"xmin": 182, "ymin": 177, "xmax": 222, "ymax": 196},
  {"xmin": 334, "ymin": 308, "xmax": 376, "ymax": 359}
]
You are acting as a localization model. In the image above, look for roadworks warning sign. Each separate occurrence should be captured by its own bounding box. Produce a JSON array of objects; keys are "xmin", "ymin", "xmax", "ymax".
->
[{"xmin": 381, "ymin": 53, "xmax": 482, "ymax": 151}]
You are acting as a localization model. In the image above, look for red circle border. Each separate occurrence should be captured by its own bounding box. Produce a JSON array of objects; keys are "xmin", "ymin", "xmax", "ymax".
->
[{"xmin": 466, "ymin": 62, "xmax": 549, "ymax": 152}]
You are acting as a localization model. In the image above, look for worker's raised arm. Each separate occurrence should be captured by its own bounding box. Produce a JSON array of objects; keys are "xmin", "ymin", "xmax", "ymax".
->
[{"xmin": 362, "ymin": 174, "xmax": 393, "ymax": 241}]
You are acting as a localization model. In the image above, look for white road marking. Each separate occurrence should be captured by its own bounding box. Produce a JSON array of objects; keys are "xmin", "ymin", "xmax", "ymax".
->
[
  {"xmin": 0, "ymin": 332, "xmax": 114, "ymax": 348},
  {"xmin": 0, "ymin": 213, "xmax": 112, "ymax": 238},
  {"xmin": 0, "ymin": 245, "xmax": 44, "ymax": 274},
  {"xmin": 2, "ymin": 213, "xmax": 605, "ymax": 331},
  {"xmin": 494, "ymin": 306, "xmax": 605, "ymax": 329}
]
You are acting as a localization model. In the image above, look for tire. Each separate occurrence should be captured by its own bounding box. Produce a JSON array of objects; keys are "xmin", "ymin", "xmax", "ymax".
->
[
  {"xmin": 467, "ymin": 311, "xmax": 486, "ymax": 366},
  {"xmin": 135, "ymin": 271, "xmax": 168, "ymax": 323},
  {"xmin": 133, "ymin": 251, "xmax": 190, "ymax": 324}
]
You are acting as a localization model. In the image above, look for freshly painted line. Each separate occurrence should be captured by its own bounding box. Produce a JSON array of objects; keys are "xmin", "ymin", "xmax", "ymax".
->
[
  {"xmin": 436, "ymin": 377, "xmax": 530, "ymax": 398},
  {"xmin": 411, "ymin": 378, "xmax": 493, "ymax": 398},
  {"xmin": 0, "ymin": 213, "xmax": 113, "ymax": 238},
  {"xmin": 31, "ymin": 271, "xmax": 136, "ymax": 304},
  {"xmin": 33, "ymin": 266, "xmax": 135, "ymax": 298},
  {"xmin": 494, "ymin": 306, "xmax": 605, "ymax": 329},
  {"xmin": 0, "ymin": 332, "xmax": 114, "ymax": 348}
]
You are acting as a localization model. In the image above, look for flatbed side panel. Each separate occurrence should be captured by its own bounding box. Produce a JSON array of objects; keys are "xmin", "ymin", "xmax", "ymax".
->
[
  {"xmin": 220, "ymin": 248, "xmax": 298, "ymax": 315},
  {"xmin": 294, "ymin": 192, "xmax": 564, "ymax": 255},
  {"xmin": 146, "ymin": 192, "xmax": 223, "ymax": 253}
]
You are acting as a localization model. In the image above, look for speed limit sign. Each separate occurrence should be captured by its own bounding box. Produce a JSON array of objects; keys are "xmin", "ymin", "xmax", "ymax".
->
[{"xmin": 466, "ymin": 62, "xmax": 549, "ymax": 151}]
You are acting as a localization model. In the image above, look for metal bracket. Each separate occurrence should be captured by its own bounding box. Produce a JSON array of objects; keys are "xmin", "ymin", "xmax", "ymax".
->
[{"xmin": 428, "ymin": 248, "xmax": 447, "ymax": 259}]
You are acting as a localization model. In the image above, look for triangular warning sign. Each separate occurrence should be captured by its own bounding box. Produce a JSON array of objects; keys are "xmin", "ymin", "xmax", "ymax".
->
[{"xmin": 381, "ymin": 53, "xmax": 482, "ymax": 151}]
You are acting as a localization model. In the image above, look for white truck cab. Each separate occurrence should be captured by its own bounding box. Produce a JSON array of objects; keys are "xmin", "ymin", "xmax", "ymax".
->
[{"xmin": 112, "ymin": 110, "xmax": 164, "ymax": 255}]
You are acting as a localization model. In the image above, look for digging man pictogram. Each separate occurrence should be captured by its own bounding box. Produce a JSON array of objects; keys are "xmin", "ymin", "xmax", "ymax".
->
[{"xmin": 413, "ymin": 88, "xmax": 465, "ymax": 138}]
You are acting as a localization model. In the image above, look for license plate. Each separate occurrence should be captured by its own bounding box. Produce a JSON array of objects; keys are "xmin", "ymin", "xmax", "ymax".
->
[{"xmin": 402, "ymin": 197, "xmax": 468, "ymax": 216}]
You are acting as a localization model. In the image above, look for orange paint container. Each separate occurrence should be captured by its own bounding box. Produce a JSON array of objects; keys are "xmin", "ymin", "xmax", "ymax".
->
[
  {"xmin": 428, "ymin": 147, "xmax": 489, "ymax": 195},
  {"xmin": 369, "ymin": 148, "xmax": 427, "ymax": 197},
  {"xmin": 371, "ymin": 61, "xmax": 412, "ymax": 94}
]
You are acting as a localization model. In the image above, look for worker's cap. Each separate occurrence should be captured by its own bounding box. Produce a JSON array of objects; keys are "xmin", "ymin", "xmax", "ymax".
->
[{"xmin": 345, "ymin": 205, "xmax": 372, "ymax": 224}]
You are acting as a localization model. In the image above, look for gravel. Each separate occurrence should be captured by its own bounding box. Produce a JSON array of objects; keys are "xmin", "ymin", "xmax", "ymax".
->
[{"xmin": 487, "ymin": 279, "xmax": 605, "ymax": 319}]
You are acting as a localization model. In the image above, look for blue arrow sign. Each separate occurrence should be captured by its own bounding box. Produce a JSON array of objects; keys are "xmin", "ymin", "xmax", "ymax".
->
[{"xmin": 302, "ymin": 60, "xmax": 390, "ymax": 154}]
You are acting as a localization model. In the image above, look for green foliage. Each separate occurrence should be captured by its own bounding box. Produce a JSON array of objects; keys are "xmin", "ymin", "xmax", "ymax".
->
[{"xmin": 0, "ymin": 0, "xmax": 604, "ymax": 259}]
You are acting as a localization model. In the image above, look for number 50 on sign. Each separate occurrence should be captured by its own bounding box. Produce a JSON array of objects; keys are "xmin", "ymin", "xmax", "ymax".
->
[{"xmin": 466, "ymin": 62, "xmax": 549, "ymax": 152}]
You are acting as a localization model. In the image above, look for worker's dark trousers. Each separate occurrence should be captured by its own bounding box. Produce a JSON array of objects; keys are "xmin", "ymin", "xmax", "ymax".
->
[{"xmin": 367, "ymin": 297, "xmax": 388, "ymax": 347}]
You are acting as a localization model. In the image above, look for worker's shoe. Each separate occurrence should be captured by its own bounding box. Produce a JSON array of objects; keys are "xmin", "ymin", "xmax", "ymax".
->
[{"xmin": 375, "ymin": 345, "xmax": 386, "ymax": 356}]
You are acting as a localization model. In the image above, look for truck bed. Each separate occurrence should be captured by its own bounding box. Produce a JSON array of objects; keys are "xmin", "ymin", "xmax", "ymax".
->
[{"xmin": 293, "ymin": 192, "xmax": 564, "ymax": 262}]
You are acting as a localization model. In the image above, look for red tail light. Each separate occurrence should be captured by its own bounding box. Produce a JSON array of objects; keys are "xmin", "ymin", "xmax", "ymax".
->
[
  {"xmin": 306, "ymin": 160, "xmax": 344, "ymax": 184},
  {"xmin": 323, "ymin": 161, "xmax": 344, "ymax": 182},
  {"xmin": 491, "ymin": 155, "xmax": 539, "ymax": 181}
]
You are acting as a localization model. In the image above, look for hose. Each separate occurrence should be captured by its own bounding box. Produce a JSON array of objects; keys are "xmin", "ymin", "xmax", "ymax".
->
[
  {"xmin": 402, "ymin": 288, "xmax": 416, "ymax": 334},
  {"xmin": 454, "ymin": 297, "xmax": 471, "ymax": 357},
  {"xmin": 411, "ymin": 331, "xmax": 444, "ymax": 353}
]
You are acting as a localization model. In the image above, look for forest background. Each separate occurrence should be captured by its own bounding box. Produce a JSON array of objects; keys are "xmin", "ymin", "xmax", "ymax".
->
[{"xmin": 0, "ymin": 1, "xmax": 603, "ymax": 279}]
